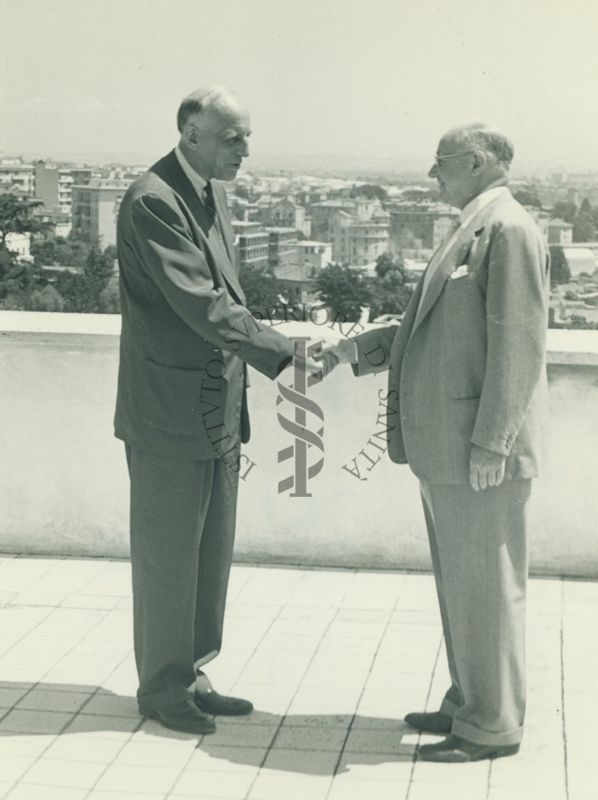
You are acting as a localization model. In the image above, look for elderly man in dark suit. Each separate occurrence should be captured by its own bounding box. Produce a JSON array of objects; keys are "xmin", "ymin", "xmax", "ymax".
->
[
  {"xmin": 115, "ymin": 86, "xmax": 320, "ymax": 734},
  {"xmin": 324, "ymin": 122, "xmax": 549, "ymax": 761}
]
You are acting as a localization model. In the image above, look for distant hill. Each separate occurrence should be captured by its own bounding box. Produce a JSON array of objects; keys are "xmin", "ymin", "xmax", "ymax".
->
[{"xmin": 12, "ymin": 149, "xmax": 535, "ymax": 179}]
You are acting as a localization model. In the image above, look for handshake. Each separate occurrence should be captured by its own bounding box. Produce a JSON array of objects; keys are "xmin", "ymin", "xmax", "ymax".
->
[{"xmin": 296, "ymin": 337, "xmax": 358, "ymax": 379}]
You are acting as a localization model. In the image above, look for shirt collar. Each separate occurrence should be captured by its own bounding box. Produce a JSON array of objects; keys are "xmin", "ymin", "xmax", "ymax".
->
[
  {"xmin": 174, "ymin": 146, "xmax": 208, "ymax": 198},
  {"xmin": 460, "ymin": 185, "xmax": 509, "ymax": 229}
]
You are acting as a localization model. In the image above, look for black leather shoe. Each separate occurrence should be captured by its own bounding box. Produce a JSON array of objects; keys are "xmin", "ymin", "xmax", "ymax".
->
[
  {"xmin": 194, "ymin": 688, "xmax": 253, "ymax": 716},
  {"xmin": 139, "ymin": 697, "xmax": 216, "ymax": 734},
  {"xmin": 418, "ymin": 734, "xmax": 520, "ymax": 762},
  {"xmin": 405, "ymin": 711, "xmax": 452, "ymax": 734}
]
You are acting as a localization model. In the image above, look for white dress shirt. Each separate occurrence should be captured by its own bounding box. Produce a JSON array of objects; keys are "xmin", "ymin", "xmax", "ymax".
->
[
  {"xmin": 174, "ymin": 146, "xmax": 208, "ymax": 199},
  {"xmin": 419, "ymin": 185, "xmax": 510, "ymax": 304}
]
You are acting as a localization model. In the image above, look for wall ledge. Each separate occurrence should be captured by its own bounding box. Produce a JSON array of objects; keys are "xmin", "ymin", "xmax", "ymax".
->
[{"xmin": 1, "ymin": 310, "xmax": 598, "ymax": 365}]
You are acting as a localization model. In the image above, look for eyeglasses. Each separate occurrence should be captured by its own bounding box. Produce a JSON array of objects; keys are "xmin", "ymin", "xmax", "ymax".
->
[{"xmin": 434, "ymin": 150, "xmax": 474, "ymax": 166}]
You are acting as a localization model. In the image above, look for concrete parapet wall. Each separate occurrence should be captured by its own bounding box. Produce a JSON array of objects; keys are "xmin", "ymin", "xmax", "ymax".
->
[{"xmin": 0, "ymin": 311, "xmax": 597, "ymax": 578}]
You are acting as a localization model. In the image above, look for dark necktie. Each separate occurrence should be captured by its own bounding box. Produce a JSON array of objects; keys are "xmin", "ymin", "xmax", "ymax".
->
[{"xmin": 204, "ymin": 181, "xmax": 217, "ymax": 224}]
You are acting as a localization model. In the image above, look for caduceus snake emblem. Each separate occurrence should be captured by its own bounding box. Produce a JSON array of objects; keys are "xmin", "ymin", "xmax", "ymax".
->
[{"xmin": 277, "ymin": 338, "xmax": 324, "ymax": 497}]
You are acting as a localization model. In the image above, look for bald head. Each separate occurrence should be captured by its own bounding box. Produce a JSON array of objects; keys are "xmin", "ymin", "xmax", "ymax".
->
[
  {"xmin": 177, "ymin": 86, "xmax": 246, "ymax": 133},
  {"xmin": 442, "ymin": 121, "xmax": 514, "ymax": 167},
  {"xmin": 429, "ymin": 120, "xmax": 513, "ymax": 209},
  {"xmin": 177, "ymin": 85, "xmax": 251, "ymax": 181}
]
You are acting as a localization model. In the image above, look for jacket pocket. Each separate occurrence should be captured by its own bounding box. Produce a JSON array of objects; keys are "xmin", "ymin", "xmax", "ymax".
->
[{"xmin": 141, "ymin": 360, "xmax": 206, "ymax": 434}]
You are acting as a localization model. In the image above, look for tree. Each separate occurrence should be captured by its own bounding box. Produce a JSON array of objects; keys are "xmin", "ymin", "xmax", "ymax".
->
[
  {"xmin": 573, "ymin": 214, "xmax": 595, "ymax": 242},
  {"xmin": 556, "ymin": 314, "xmax": 598, "ymax": 331},
  {"xmin": 31, "ymin": 235, "xmax": 92, "ymax": 268},
  {"xmin": 552, "ymin": 201, "xmax": 577, "ymax": 224},
  {"xmin": 368, "ymin": 253, "xmax": 414, "ymax": 318},
  {"xmin": 0, "ymin": 193, "xmax": 47, "ymax": 248},
  {"xmin": 513, "ymin": 187, "xmax": 543, "ymax": 208},
  {"xmin": 55, "ymin": 245, "xmax": 115, "ymax": 312},
  {"xmin": 239, "ymin": 263, "xmax": 284, "ymax": 317},
  {"xmin": 315, "ymin": 263, "xmax": 371, "ymax": 321},
  {"xmin": 573, "ymin": 210, "xmax": 595, "ymax": 242},
  {"xmin": 549, "ymin": 245, "xmax": 571, "ymax": 285},
  {"xmin": 97, "ymin": 276, "xmax": 121, "ymax": 313},
  {"xmin": 28, "ymin": 284, "xmax": 66, "ymax": 312},
  {"xmin": 349, "ymin": 184, "xmax": 388, "ymax": 202},
  {"xmin": 0, "ymin": 249, "xmax": 46, "ymax": 309}
]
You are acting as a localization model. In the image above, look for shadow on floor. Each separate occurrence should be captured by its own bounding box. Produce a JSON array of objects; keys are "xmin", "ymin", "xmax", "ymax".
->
[{"xmin": 0, "ymin": 681, "xmax": 419, "ymax": 774}]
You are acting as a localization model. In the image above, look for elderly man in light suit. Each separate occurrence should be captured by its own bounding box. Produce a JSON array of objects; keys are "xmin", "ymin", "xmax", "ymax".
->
[
  {"xmin": 325, "ymin": 122, "xmax": 549, "ymax": 761},
  {"xmin": 115, "ymin": 86, "xmax": 321, "ymax": 734}
]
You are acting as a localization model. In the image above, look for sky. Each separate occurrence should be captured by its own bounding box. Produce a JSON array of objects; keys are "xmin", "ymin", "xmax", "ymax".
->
[{"xmin": 2, "ymin": 0, "xmax": 598, "ymax": 174}]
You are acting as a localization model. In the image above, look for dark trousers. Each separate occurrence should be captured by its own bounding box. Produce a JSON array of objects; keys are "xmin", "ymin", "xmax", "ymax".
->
[
  {"xmin": 126, "ymin": 445, "xmax": 239, "ymax": 708},
  {"xmin": 420, "ymin": 479, "xmax": 531, "ymax": 747}
]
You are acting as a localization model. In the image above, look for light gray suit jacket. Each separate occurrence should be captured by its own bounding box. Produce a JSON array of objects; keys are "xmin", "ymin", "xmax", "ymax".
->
[{"xmin": 353, "ymin": 190, "xmax": 550, "ymax": 484}]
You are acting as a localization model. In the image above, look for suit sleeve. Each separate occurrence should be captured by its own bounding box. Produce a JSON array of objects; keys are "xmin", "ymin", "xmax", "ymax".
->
[
  {"xmin": 471, "ymin": 221, "xmax": 549, "ymax": 455},
  {"xmin": 352, "ymin": 324, "xmax": 398, "ymax": 376},
  {"xmin": 128, "ymin": 193, "xmax": 293, "ymax": 379}
]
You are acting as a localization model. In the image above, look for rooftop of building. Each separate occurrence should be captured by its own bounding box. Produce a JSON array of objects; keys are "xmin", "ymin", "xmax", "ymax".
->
[{"xmin": 0, "ymin": 555, "xmax": 593, "ymax": 800}]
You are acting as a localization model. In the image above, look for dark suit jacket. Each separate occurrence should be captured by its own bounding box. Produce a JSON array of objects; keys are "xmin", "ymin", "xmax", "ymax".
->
[
  {"xmin": 114, "ymin": 150, "xmax": 293, "ymax": 459},
  {"xmin": 353, "ymin": 190, "xmax": 550, "ymax": 484}
]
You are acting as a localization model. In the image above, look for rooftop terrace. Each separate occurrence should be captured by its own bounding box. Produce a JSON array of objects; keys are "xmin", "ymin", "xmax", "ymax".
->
[{"xmin": 0, "ymin": 556, "xmax": 595, "ymax": 800}]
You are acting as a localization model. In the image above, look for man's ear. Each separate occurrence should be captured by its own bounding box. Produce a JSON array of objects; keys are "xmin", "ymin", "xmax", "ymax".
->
[
  {"xmin": 184, "ymin": 124, "xmax": 200, "ymax": 149},
  {"xmin": 471, "ymin": 149, "xmax": 488, "ymax": 174}
]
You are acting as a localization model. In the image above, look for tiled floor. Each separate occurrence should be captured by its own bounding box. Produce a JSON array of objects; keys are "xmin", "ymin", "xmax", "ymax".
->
[{"xmin": 0, "ymin": 555, "xmax": 595, "ymax": 800}]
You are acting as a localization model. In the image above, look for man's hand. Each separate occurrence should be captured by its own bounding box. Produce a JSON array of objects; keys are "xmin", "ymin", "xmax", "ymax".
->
[
  {"xmin": 315, "ymin": 338, "xmax": 358, "ymax": 376},
  {"xmin": 469, "ymin": 444, "xmax": 506, "ymax": 492},
  {"xmin": 281, "ymin": 354, "xmax": 335, "ymax": 380}
]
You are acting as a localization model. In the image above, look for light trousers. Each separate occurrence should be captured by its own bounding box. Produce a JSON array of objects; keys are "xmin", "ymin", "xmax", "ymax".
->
[{"xmin": 420, "ymin": 478, "xmax": 531, "ymax": 746}]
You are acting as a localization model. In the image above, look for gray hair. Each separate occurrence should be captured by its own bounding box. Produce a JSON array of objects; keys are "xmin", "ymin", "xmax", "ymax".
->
[
  {"xmin": 452, "ymin": 121, "xmax": 514, "ymax": 166},
  {"xmin": 176, "ymin": 86, "xmax": 230, "ymax": 132}
]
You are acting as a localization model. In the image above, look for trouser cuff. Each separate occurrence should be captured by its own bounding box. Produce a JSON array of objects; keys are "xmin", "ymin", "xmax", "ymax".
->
[{"xmin": 452, "ymin": 717, "xmax": 523, "ymax": 747}]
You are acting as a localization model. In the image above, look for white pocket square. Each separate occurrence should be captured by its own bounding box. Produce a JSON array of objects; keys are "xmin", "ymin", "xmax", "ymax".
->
[{"xmin": 449, "ymin": 264, "xmax": 469, "ymax": 280}]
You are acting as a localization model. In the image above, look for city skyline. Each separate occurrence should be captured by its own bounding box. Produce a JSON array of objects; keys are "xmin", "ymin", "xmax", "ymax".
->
[{"xmin": 3, "ymin": 0, "xmax": 598, "ymax": 173}]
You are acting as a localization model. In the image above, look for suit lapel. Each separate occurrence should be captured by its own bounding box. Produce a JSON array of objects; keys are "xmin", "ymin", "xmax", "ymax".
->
[
  {"xmin": 211, "ymin": 183, "xmax": 246, "ymax": 304},
  {"xmin": 412, "ymin": 234, "xmax": 472, "ymax": 333},
  {"xmin": 151, "ymin": 151, "xmax": 246, "ymax": 304},
  {"xmin": 411, "ymin": 191, "xmax": 514, "ymax": 335}
]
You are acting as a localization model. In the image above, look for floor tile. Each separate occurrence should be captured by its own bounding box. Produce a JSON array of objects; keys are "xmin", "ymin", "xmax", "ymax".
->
[
  {"xmin": 408, "ymin": 782, "xmax": 489, "ymax": 800},
  {"xmin": 412, "ymin": 759, "xmax": 490, "ymax": 784},
  {"xmin": 187, "ymin": 745, "xmax": 265, "ymax": 772},
  {"xmin": 263, "ymin": 747, "xmax": 338, "ymax": 775},
  {"xmin": 202, "ymin": 723, "xmax": 279, "ymax": 749},
  {"xmin": 42, "ymin": 735, "xmax": 124, "ymax": 763},
  {"xmin": 328, "ymin": 777, "xmax": 409, "ymax": 800},
  {"xmin": 271, "ymin": 724, "xmax": 346, "ymax": 751},
  {"xmin": 0, "ymin": 710, "xmax": 73, "ymax": 734},
  {"xmin": 86, "ymin": 793, "xmax": 166, "ymax": 800},
  {"xmin": 172, "ymin": 768, "xmax": 256, "ymax": 798},
  {"xmin": 0, "ymin": 688, "xmax": 29, "ymax": 708},
  {"xmin": 79, "ymin": 693, "xmax": 139, "ymax": 717},
  {"xmin": 6, "ymin": 786, "xmax": 88, "ymax": 800},
  {"xmin": 344, "ymin": 727, "xmax": 412, "ymax": 755},
  {"xmin": 336, "ymin": 751, "xmax": 415, "ymax": 781},
  {"xmin": 248, "ymin": 770, "xmax": 332, "ymax": 800},
  {"xmin": 488, "ymin": 788, "xmax": 567, "ymax": 800},
  {"xmin": 0, "ymin": 755, "xmax": 36, "ymax": 783},
  {"xmin": 20, "ymin": 757, "xmax": 106, "ymax": 788},
  {"xmin": 16, "ymin": 690, "xmax": 92, "ymax": 714},
  {"xmin": 94, "ymin": 764, "xmax": 180, "ymax": 794},
  {"xmin": 62, "ymin": 713, "xmax": 139, "ymax": 738},
  {"xmin": 114, "ymin": 740, "xmax": 193, "ymax": 768}
]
